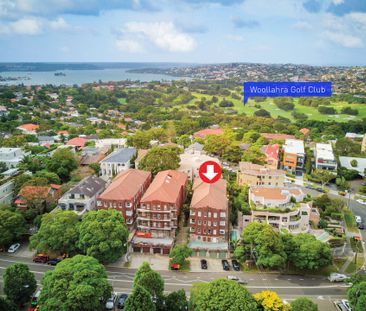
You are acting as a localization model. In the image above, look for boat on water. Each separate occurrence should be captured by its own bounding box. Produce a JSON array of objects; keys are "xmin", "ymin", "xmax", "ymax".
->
[{"xmin": 54, "ymin": 72, "xmax": 66, "ymax": 76}]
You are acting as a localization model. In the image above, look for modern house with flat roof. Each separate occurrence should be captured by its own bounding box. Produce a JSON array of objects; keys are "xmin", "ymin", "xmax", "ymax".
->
[
  {"xmin": 283, "ymin": 139, "xmax": 305, "ymax": 175},
  {"xmin": 314, "ymin": 143, "xmax": 337, "ymax": 171}
]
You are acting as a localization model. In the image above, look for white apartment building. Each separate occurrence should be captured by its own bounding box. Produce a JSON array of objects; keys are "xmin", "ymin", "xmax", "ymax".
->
[
  {"xmin": 314, "ymin": 143, "xmax": 337, "ymax": 170},
  {"xmin": 0, "ymin": 148, "xmax": 28, "ymax": 169},
  {"xmin": 249, "ymin": 186, "xmax": 305, "ymax": 208},
  {"xmin": 0, "ymin": 180, "xmax": 14, "ymax": 205},
  {"xmin": 100, "ymin": 148, "xmax": 136, "ymax": 180}
]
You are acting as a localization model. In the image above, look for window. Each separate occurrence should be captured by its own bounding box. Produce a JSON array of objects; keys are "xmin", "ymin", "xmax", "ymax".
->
[
  {"xmin": 219, "ymin": 229, "xmax": 225, "ymax": 235},
  {"xmin": 198, "ymin": 211, "xmax": 202, "ymax": 217},
  {"xmin": 213, "ymin": 230, "xmax": 216, "ymax": 235},
  {"xmin": 208, "ymin": 221, "xmax": 211, "ymax": 226},
  {"xmin": 213, "ymin": 221, "xmax": 217, "ymax": 226},
  {"xmin": 213, "ymin": 212, "xmax": 217, "ymax": 218},
  {"xmin": 220, "ymin": 221, "xmax": 226, "ymax": 226},
  {"xmin": 203, "ymin": 221, "xmax": 207, "ymax": 225},
  {"xmin": 208, "ymin": 212, "xmax": 211, "ymax": 217},
  {"xmin": 80, "ymin": 194, "xmax": 85, "ymax": 199},
  {"xmin": 198, "ymin": 220, "xmax": 201, "ymax": 225},
  {"xmin": 203, "ymin": 212, "xmax": 207, "ymax": 217},
  {"xmin": 220, "ymin": 212, "xmax": 226, "ymax": 218},
  {"xmin": 69, "ymin": 194, "xmax": 75, "ymax": 199}
]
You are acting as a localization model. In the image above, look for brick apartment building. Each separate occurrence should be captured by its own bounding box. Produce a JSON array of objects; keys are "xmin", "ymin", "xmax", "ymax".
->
[
  {"xmin": 237, "ymin": 162, "xmax": 285, "ymax": 187},
  {"xmin": 97, "ymin": 169, "xmax": 152, "ymax": 230}
]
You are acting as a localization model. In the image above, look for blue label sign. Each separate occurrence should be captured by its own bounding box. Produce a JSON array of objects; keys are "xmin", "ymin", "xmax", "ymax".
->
[{"xmin": 243, "ymin": 81, "xmax": 332, "ymax": 105}]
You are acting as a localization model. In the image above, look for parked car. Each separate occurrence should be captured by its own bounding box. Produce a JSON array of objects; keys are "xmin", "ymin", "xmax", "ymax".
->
[
  {"xmin": 47, "ymin": 258, "xmax": 62, "ymax": 266},
  {"xmin": 227, "ymin": 275, "xmax": 239, "ymax": 281},
  {"xmin": 341, "ymin": 299, "xmax": 351, "ymax": 311},
  {"xmin": 33, "ymin": 254, "xmax": 49, "ymax": 263},
  {"xmin": 31, "ymin": 289, "xmax": 41, "ymax": 307},
  {"xmin": 200, "ymin": 259, "xmax": 208, "ymax": 270},
  {"xmin": 171, "ymin": 263, "xmax": 181, "ymax": 270},
  {"xmin": 232, "ymin": 259, "xmax": 240, "ymax": 271},
  {"xmin": 237, "ymin": 278, "xmax": 248, "ymax": 284},
  {"xmin": 358, "ymin": 222, "xmax": 365, "ymax": 230},
  {"xmin": 355, "ymin": 215, "xmax": 362, "ymax": 224},
  {"xmin": 222, "ymin": 259, "xmax": 230, "ymax": 271},
  {"xmin": 105, "ymin": 292, "xmax": 117, "ymax": 310},
  {"xmin": 8, "ymin": 243, "xmax": 20, "ymax": 253},
  {"xmin": 356, "ymin": 199, "xmax": 366, "ymax": 205},
  {"xmin": 316, "ymin": 188, "xmax": 325, "ymax": 193},
  {"xmin": 117, "ymin": 293, "xmax": 128, "ymax": 309},
  {"xmin": 328, "ymin": 273, "xmax": 348, "ymax": 282}
]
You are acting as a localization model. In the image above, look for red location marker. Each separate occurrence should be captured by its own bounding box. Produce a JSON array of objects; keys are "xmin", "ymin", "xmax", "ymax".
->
[{"xmin": 199, "ymin": 161, "xmax": 222, "ymax": 184}]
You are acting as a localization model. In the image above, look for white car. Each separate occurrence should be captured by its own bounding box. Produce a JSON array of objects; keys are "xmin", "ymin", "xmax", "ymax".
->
[
  {"xmin": 328, "ymin": 273, "xmax": 348, "ymax": 282},
  {"xmin": 227, "ymin": 275, "xmax": 239, "ymax": 281},
  {"xmin": 105, "ymin": 292, "xmax": 116, "ymax": 310},
  {"xmin": 8, "ymin": 243, "xmax": 20, "ymax": 253},
  {"xmin": 355, "ymin": 215, "xmax": 362, "ymax": 224},
  {"xmin": 341, "ymin": 299, "xmax": 351, "ymax": 311},
  {"xmin": 356, "ymin": 199, "xmax": 366, "ymax": 205}
]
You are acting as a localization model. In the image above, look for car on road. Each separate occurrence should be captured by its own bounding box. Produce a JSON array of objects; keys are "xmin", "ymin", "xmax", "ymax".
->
[
  {"xmin": 315, "ymin": 188, "xmax": 325, "ymax": 193},
  {"xmin": 231, "ymin": 259, "xmax": 240, "ymax": 271},
  {"xmin": 356, "ymin": 199, "xmax": 366, "ymax": 205},
  {"xmin": 105, "ymin": 292, "xmax": 117, "ymax": 310},
  {"xmin": 47, "ymin": 258, "xmax": 62, "ymax": 266},
  {"xmin": 358, "ymin": 222, "xmax": 365, "ymax": 230},
  {"xmin": 328, "ymin": 273, "xmax": 348, "ymax": 282},
  {"xmin": 31, "ymin": 289, "xmax": 41, "ymax": 307},
  {"xmin": 355, "ymin": 215, "xmax": 362, "ymax": 224},
  {"xmin": 33, "ymin": 254, "xmax": 49, "ymax": 263},
  {"xmin": 200, "ymin": 259, "xmax": 208, "ymax": 270},
  {"xmin": 8, "ymin": 243, "xmax": 20, "ymax": 253},
  {"xmin": 237, "ymin": 278, "xmax": 248, "ymax": 284},
  {"xmin": 227, "ymin": 275, "xmax": 239, "ymax": 281},
  {"xmin": 221, "ymin": 259, "xmax": 230, "ymax": 271},
  {"xmin": 171, "ymin": 263, "xmax": 181, "ymax": 270},
  {"xmin": 117, "ymin": 293, "xmax": 128, "ymax": 309},
  {"xmin": 341, "ymin": 299, "xmax": 351, "ymax": 311}
]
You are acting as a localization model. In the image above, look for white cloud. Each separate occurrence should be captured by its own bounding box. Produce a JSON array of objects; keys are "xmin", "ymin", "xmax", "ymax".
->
[
  {"xmin": 226, "ymin": 34, "xmax": 244, "ymax": 42},
  {"xmin": 49, "ymin": 17, "xmax": 69, "ymax": 30},
  {"xmin": 323, "ymin": 31, "xmax": 362, "ymax": 48},
  {"xmin": 347, "ymin": 12, "xmax": 366, "ymax": 27},
  {"xmin": 332, "ymin": 0, "xmax": 344, "ymax": 5},
  {"xmin": 0, "ymin": 17, "xmax": 43, "ymax": 35},
  {"xmin": 124, "ymin": 21, "xmax": 196, "ymax": 52},
  {"xmin": 292, "ymin": 21, "xmax": 312, "ymax": 30},
  {"xmin": 116, "ymin": 39, "xmax": 143, "ymax": 52}
]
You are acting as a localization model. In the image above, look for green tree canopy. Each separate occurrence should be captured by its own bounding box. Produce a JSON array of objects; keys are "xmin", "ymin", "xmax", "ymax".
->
[
  {"xmin": 165, "ymin": 289, "xmax": 188, "ymax": 311},
  {"xmin": 169, "ymin": 244, "xmax": 193, "ymax": 266},
  {"xmin": 347, "ymin": 281, "xmax": 366, "ymax": 311},
  {"xmin": 0, "ymin": 209, "xmax": 27, "ymax": 248},
  {"xmin": 125, "ymin": 285, "xmax": 156, "ymax": 311},
  {"xmin": 4, "ymin": 263, "xmax": 37, "ymax": 307},
  {"xmin": 133, "ymin": 262, "xmax": 153, "ymax": 285},
  {"xmin": 291, "ymin": 297, "xmax": 319, "ymax": 311},
  {"xmin": 78, "ymin": 209, "xmax": 128, "ymax": 263},
  {"xmin": 190, "ymin": 279, "xmax": 257, "ymax": 311},
  {"xmin": 0, "ymin": 297, "xmax": 16, "ymax": 311},
  {"xmin": 135, "ymin": 270, "xmax": 164, "ymax": 299},
  {"xmin": 46, "ymin": 148, "xmax": 78, "ymax": 181},
  {"xmin": 29, "ymin": 210, "xmax": 80, "ymax": 256},
  {"xmin": 139, "ymin": 146, "xmax": 180, "ymax": 175},
  {"xmin": 39, "ymin": 255, "xmax": 112, "ymax": 311}
]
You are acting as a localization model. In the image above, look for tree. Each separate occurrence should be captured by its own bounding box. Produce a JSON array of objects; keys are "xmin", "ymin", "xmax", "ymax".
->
[
  {"xmin": 39, "ymin": 255, "xmax": 112, "ymax": 311},
  {"xmin": 125, "ymin": 285, "xmax": 156, "ymax": 311},
  {"xmin": 351, "ymin": 159, "xmax": 358, "ymax": 167},
  {"xmin": 29, "ymin": 210, "xmax": 80, "ymax": 256},
  {"xmin": 169, "ymin": 244, "xmax": 193, "ymax": 266},
  {"xmin": 78, "ymin": 209, "xmax": 128, "ymax": 263},
  {"xmin": 0, "ymin": 209, "xmax": 27, "ymax": 248},
  {"xmin": 134, "ymin": 262, "xmax": 153, "ymax": 286},
  {"xmin": 254, "ymin": 290, "xmax": 290, "ymax": 311},
  {"xmin": 311, "ymin": 169, "xmax": 335, "ymax": 187},
  {"xmin": 34, "ymin": 170, "xmax": 61, "ymax": 184},
  {"xmin": 287, "ymin": 233, "xmax": 332, "ymax": 270},
  {"xmin": 135, "ymin": 270, "xmax": 164, "ymax": 300},
  {"xmin": 139, "ymin": 146, "xmax": 180, "ymax": 175},
  {"xmin": 89, "ymin": 162, "xmax": 101, "ymax": 175},
  {"xmin": 177, "ymin": 134, "xmax": 191, "ymax": 148},
  {"xmin": 190, "ymin": 279, "xmax": 257, "ymax": 311},
  {"xmin": 127, "ymin": 130, "xmax": 151, "ymax": 149},
  {"xmin": 165, "ymin": 289, "xmax": 188, "ymax": 311},
  {"xmin": 46, "ymin": 148, "xmax": 78, "ymax": 181},
  {"xmin": 347, "ymin": 281, "xmax": 366, "ymax": 311},
  {"xmin": 3, "ymin": 263, "xmax": 37, "ymax": 307},
  {"xmin": 0, "ymin": 161, "xmax": 7, "ymax": 173},
  {"xmin": 254, "ymin": 109, "xmax": 271, "ymax": 117},
  {"xmin": 0, "ymin": 297, "xmax": 16, "ymax": 311},
  {"xmin": 291, "ymin": 297, "xmax": 318, "ymax": 311},
  {"xmin": 241, "ymin": 222, "xmax": 286, "ymax": 269}
]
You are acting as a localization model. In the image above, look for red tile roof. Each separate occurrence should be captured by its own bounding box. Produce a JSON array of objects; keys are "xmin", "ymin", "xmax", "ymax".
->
[
  {"xmin": 98, "ymin": 169, "xmax": 151, "ymax": 201},
  {"xmin": 193, "ymin": 128, "xmax": 224, "ymax": 139},
  {"xmin": 50, "ymin": 184, "xmax": 62, "ymax": 190},
  {"xmin": 262, "ymin": 144, "xmax": 280, "ymax": 160},
  {"xmin": 191, "ymin": 178, "xmax": 228, "ymax": 211},
  {"xmin": 300, "ymin": 128, "xmax": 310, "ymax": 136},
  {"xmin": 18, "ymin": 186, "xmax": 50, "ymax": 199},
  {"xmin": 261, "ymin": 133, "xmax": 295, "ymax": 141},
  {"xmin": 141, "ymin": 170, "xmax": 187, "ymax": 204},
  {"xmin": 66, "ymin": 137, "xmax": 87, "ymax": 147},
  {"xmin": 18, "ymin": 123, "xmax": 39, "ymax": 131}
]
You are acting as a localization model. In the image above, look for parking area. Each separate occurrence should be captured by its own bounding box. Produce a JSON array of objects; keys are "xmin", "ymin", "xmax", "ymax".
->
[
  {"xmin": 189, "ymin": 257, "xmax": 230, "ymax": 272},
  {"xmin": 7, "ymin": 242, "xmax": 34, "ymax": 259}
]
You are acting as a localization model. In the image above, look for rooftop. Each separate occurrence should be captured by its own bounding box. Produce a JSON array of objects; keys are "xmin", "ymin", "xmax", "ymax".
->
[
  {"xmin": 250, "ymin": 187, "xmax": 303, "ymax": 200},
  {"xmin": 261, "ymin": 133, "xmax": 295, "ymax": 141},
  {"xmin": 66, "ymin": 137, "xmax": 87, "ymax": 147},
  {"xmin": 98, "ymin": 169, "xmax": 151, "ymax": 201},
  {"xmin": 100, "ymin": 147, "xmax": 136, "ymax": 163},
  {"xmin": 316, "ymin": 143, "xmax": 335, "ymax": 160},
  {"xmin": 238, "ymin": 162, "xmax": 285, "ymax": 176},
  {"xmin": 261, "ymin": 144, "xmax": 280, "ymax": 159},
  {"xmin": 284, "ymin": 139, "xmax": 305, "ymax": 155},
  {"xmin": 18, "ymin": 123, "xmax": 39, "ymax": 131},
  {"xmin": 193, "ymin": 127, "xmax": 223, "ymax": 139},
  {"xmin": 191, "ymin": 178, "xmax": 227, "ymax": 211},
  {"xmin": 67, "ymin": 175, "xmax": 106, "ymax": 197}
]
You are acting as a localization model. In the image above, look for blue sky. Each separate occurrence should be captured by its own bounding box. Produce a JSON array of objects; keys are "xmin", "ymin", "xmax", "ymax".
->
[{"xmin": 0, "ymin": 0, "xmax": 366, "ymax": 65}]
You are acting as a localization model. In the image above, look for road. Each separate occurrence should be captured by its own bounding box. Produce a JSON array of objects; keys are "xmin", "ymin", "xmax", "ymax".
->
[{"xmin": 0, "ymin": 255, "xmax": 346, "ymax": 311}]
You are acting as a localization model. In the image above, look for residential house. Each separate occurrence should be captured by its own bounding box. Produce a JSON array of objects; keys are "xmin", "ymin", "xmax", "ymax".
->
[
  {"xmin": 193, "ymin": 127, "xmax": 223, "ymax": 139},
  {"xmin": 0, "ymin": 180, "xmax": 14, "ymax": 205},
  {"xmin": 261, "ymin": 144, "xmax": 280, "ymax": 169},
  {"xmin": 66, "ymin": 137, "xmax": 88, "ymax": 150},
  {"xmin": 249, "ymin": 186, "xmax": 304, "ymax": 208},
  {"xmin": 38, "ymin": 136, "xmax": 55, "ymax": 146},
  {"xmin": 237, "ymin": 162, "xmax": 285, "ymax": 187},
  {"xmin": 100, "ymin": 147, "xmax": 136, "ymax": 180},
  {"xmin": 58, "ymin": 175, "xmax": 106, "ymax": 215},
  {"xmin": 283, "ymin": 139, "xmax": 305, "ymax": 175},
  {"xmin": 97, "ymin": 169, "xmax": 152, "ymax": 230},
  {"xmin": 0, "ymin": 148, "xmax": 28, "ymax": 169},
  {"xmin": 0, "ymin": 105, "xmax": 8, "ymax": 117},
  {"xmin": 17, "ymin": 123, "xmax": 39, "ymax": 135},
  {"xmin": 189, "ymin": 178, "xmax": 229, "ymax": 258},
  {"xmin": 314, "ymin": 143, "xmax": 337, "ymax": 171},
  {"xmin": 95, "ymin": 138, "xmax": 127, "ymax": 149},
  {"xmin": 261, "ymin": 133, "xmax": 295, "ymax": 141},
  {"xmin": 15, "ymin": 184, "xmax": 61, "ymax": 210},
  {"xmin": 345, "ymin": 133, "xmax": 364, "ymax": 140},
  {"xmin": 133, "ymin": 170, "xmax": 188, "ymax": 255}
]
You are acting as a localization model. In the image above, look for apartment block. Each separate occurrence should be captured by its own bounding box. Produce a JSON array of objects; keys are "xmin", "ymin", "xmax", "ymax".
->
[
  {"xmin": 0, "ymin": 148, "xmax": 28, "ymax": 169},
  {"xmin": 237, "ymin": 162, "xmax": 285, "ymax": 187},
  {"xmin": 314, "ymin": 143, "xmax": 337, "ymax": 171},
  {"xmin": 133, "ymin": 170, "xmax": 188, "ymax": 255},
  {"xmin": 249, "ymin": 186, "xmax": 305, "ymax": 208},
  {"xmin": 97, "ymin": 169, "xmax": 152, "ymax": 230},
  {"xmin": 283, "ymin": 139, "xmax": 305, "ymax": 174}
]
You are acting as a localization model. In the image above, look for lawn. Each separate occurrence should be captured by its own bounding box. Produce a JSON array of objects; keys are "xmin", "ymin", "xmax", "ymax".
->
[{"xmin": 179, "ymin": 92, "xmax": 366, "ymax": 122}]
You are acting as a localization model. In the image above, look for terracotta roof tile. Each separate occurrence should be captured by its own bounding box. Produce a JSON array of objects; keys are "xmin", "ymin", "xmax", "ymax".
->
[{"xmin": 191, "ymin": 178, "xmax": 227, "ymax": 211}]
